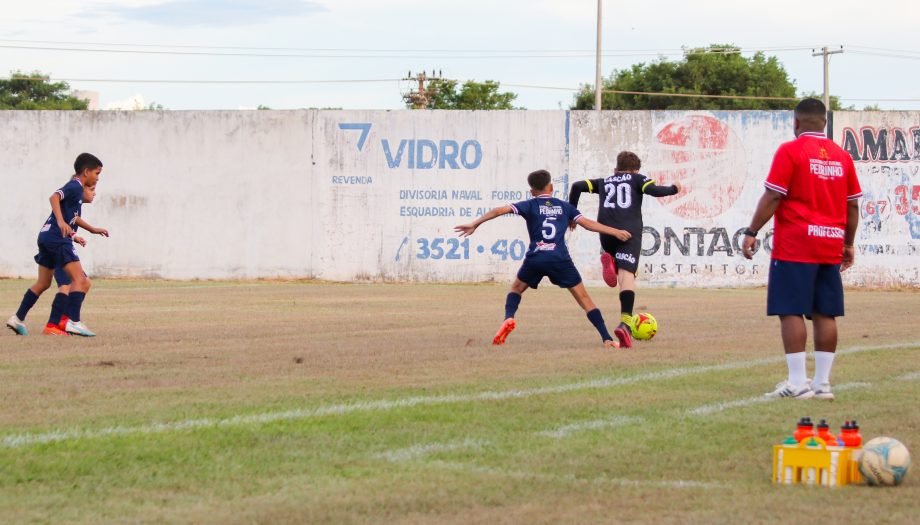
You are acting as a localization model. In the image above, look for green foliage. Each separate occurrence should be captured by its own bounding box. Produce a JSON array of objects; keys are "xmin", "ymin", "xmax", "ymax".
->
[
  {"xmin": 0, "ymin": 71, "xmax": 89, "ymax": 110},
  {"xmin": 573, "ymin": 45, "xmax": 800, "ymax": 110},
  {"xmin": 145, "ymin": 102, "xmax": 167, "ymax": 111},
  {"xmin": 419, "ymin": 79, "xmax": 521, "ymax": 110},
  {"xmin": 798, "ymin": 91, "xmax": 850, "ymax": 110}
]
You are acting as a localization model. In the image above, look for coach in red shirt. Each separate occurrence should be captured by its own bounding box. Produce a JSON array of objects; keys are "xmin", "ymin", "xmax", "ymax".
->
[{"xmin": 742, "ymin": 98, "xmax": 862, "ymax": 401}]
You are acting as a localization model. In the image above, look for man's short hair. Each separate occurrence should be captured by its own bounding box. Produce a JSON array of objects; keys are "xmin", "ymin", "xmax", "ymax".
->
[
  {"xmin": 795, "ymin": 98, "xmax": 827, "ymax": 117},
  {"xmin": 527, "ymin": 169, "xmax": 552, "ymax": 191},
  {"xmin": 616, "ymin": 151, "xmax": 641, "ymax": 172},
  {"xmin": 74, "ymin": 152, "xmax": 103, "ymax": 175}
]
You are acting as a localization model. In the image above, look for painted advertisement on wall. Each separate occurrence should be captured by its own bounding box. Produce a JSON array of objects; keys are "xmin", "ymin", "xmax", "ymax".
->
[
  {"xmin": 834, "ymin": 112, "xmax": 920, "ymax": 286},
  {"xmin": 0, "ymin": 109, "xmax": 917, "ymax": 287},
  {"xmin": 567, "ymin": 111, "xmax": 792, "ymax": 287}
]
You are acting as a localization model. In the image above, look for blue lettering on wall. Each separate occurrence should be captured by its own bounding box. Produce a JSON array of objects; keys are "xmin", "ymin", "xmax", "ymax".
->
[{"xmin": 340, "ymin": 123, "xmax": 483, "ymax": 170}]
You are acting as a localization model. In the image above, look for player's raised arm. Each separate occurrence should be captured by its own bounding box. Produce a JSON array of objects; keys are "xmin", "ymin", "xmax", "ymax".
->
[
  {"xmin": 454, "ymin": 205, "xmax": 514, "ymax": 237},
  {"xmin": 568, "ymin": 179, "xmax": 599, "ymax": 208},
  {"xmin": 574, "ymin": 216, "xmax": 631, "ymax": 241},
  {"xmin": 642, "ymin": 179, "xmax": 682, "ymax": 197}
]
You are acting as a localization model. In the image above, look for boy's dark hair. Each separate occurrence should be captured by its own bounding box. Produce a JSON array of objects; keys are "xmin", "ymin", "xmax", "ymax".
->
[
  {"xmin": 74, "ymin": 153, "xmax": 103, "ymax": 175},
  {"xmin": 616, "ymin": 151, "xmax": 641, "ymax": 172},
  {"xmin": 527, "ymin": 169, "xmax": 552, "ymax": 191}
]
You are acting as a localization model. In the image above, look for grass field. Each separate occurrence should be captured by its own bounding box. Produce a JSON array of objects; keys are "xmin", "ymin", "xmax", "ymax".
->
[{"xmin": 0, "ymin": 279, "xmax": 918, "ymax": 524}]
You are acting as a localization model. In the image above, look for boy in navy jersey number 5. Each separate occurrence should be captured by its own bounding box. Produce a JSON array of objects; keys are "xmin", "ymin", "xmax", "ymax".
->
[{"xmin": 455, "ymin": 170, "xmax": 632, "ymax": 347}]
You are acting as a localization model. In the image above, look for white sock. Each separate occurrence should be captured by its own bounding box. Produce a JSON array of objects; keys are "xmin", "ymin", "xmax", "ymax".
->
[
  {"xmin": 813, "ymin": 351, "xmax": 836, "ymax": 386},
  {"xmin": 786, "ymin": 352, "xmax": 808, "ymax": 387}
]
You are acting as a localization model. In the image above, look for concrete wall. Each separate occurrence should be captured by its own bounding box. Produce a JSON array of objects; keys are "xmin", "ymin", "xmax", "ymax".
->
[{"xmin": 1, "ymin": 109, "xmax": 917, "ymax": 287}]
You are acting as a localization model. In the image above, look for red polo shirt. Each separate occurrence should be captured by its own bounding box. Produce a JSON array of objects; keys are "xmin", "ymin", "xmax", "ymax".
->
[{"xmin": 765, "ymin": 132, "xmax": 862, "ymax": 264}]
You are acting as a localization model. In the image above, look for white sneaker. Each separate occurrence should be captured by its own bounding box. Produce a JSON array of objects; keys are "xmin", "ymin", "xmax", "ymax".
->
[
  {"xmin": 765, "ymin": 380, "xmax": 815, "ymax": 399},
  {"xmin": 6, "ymin": 315, "xmax": 28, "ymax": 336},
  {"xmin": 813, "ymin": 382, "xmax": 835, "ymax": 400},
  {"xmin": 65, "ymin": 320, "xmax": 96, "ymax": 337}
]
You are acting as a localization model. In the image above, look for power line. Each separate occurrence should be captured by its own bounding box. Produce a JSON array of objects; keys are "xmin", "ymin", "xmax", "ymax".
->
[
  {"xmin": 0, "ymin": 37, "xmax": 823, "ymax": 55},
  {"xmin": 7, "ymin": 76, "xmax": 403, "ymax": 85},
  {"xmin": 0, "ymin": 42, "xmax": 821, "ymax": 60}
]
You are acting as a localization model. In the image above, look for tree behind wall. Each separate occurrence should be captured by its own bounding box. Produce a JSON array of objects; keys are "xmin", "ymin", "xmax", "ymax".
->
[
  {"xmin": 572, "ymin": 45, "xmax": 806, "ymax": 110},
  {"xmin": 0, "ymin": 71, "xmax": 89, "ymax": 110},
  {"xmin": 411, "ymin": 79, "xmax": 521, "ymax": 110}
]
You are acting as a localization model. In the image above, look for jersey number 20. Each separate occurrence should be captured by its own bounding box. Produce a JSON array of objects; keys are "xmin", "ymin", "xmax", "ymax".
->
[{"xmin": 603, "ymin": 183, "xmax": 632, "ymax": 209}]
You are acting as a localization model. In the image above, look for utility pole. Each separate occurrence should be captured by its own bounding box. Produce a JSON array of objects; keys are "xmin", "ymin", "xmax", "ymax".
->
[
  {"xmin": 811, "ymin": 46, "xmax": 843, "ymax": 109},
  {"xmin": 594, "ymin": 0, "xmax": 603, "ymax": 111},
  {"xmin": 403, "ymin": 70, "xmax": 443, "ymax": 109}
]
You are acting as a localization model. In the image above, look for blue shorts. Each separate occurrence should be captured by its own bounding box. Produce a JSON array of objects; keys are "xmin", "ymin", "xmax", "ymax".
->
[
  {"xmin": 34, "ymin": 242, "xmax": 80, "ymax": 271},
  {"xmin": 517, "ymin": 257, "xmax": 582, "ymax": 289},
  {"xmin": 767, "ymin": 260, "xmax": 844, "ymax": 317}
]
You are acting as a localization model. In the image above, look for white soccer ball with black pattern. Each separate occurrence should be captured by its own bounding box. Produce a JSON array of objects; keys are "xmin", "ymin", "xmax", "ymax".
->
[{"xmin": 858, "ymin": 437, "xmax": 911, "ymax": 486}]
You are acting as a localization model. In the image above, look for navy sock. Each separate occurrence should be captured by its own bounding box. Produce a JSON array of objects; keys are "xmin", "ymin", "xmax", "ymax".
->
[
  {"xmin": 587, "ymin": 308, "xmax": 613, "ymax": 342},
  {"xmin": 504, "ymin": 292, "xmax": 522, "ymax": 319},
  {"xmin": 15, "ymin": 289, "xmax": 40, "ymax": 321},
  {"xmin": 619, "ymin": 290, "xmax": 636, "ymax": 318},
  {"xmin": 65, "ymin": 292, "xmax": 86, "ymax": 323},
  {"xmin": 48, "ymin": 292, "xmax": 68, "ymax": 325}
]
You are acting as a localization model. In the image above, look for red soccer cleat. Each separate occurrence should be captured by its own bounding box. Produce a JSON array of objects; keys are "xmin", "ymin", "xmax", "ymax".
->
[
  {"xmin": 613, "ymin": 322, "xmax": 633, "ymax": 349},
  {"xmin": 492, "ymin": 318, "xmax": 516, "ymax": 345},
  {"xmin": 58, "ymin": 315, "xmax": 70, "ymax": 331},
  {"xmin": 601, "ymin": 252, "xmax": 618, "ymax": 287},
  {"xmin": 43, "ymin": 324, "xmax": 70, "ymax": 336}
]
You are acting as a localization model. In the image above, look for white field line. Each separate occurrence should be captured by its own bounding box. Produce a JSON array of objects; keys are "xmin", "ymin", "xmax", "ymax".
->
[
  {"xmin": 896, "ymin": 371, "xmax": 920, "ymax": 381},
  {"xmin": 686, "ymin": 381, "xmax": 874, "ymax": 416},
  {"xmin": 2, "ymin": 341, "xmax": 917, "ymax": 449},
  {"xmin": 428, "ymin": 460, "xmax": 726, "ymax": 490},
  {"xmin": 536, "ymin": 415, "xmax": 643, "ymax": 439},
  {"xmin": 374, "ymin": 438, "xmax": 490, "ymax": 463}
]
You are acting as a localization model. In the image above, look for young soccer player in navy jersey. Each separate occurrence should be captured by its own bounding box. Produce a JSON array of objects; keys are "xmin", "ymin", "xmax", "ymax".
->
[
  {"xmin": 455, "ymin": 169, "xmax": 632, "ymax": 347},
  {"xmin": 6, "ymin": 153, "xmax": 108, "ymax": 337},
  {"xmin": 43, "ymin": 183, "xmax": 100, "ymax": 336}
]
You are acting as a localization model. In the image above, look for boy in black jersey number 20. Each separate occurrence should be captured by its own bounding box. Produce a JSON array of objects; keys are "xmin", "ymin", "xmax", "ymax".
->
[
  {"xmin": 455, "ymin": 170, "xmax": 632, "ymax": 348},
  {"xmin": 569, "ymin": 151, "xmax": 682, "ymax": 348}
]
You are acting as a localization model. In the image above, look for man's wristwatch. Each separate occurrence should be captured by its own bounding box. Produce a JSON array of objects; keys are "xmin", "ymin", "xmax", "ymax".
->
[{"xmin": 743, "ymin": 228, "xmax": 758, "ymax": 238}]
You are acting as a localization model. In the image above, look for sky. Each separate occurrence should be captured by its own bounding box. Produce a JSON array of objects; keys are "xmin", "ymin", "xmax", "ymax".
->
[{"xmin": 1, "ymin": 0, "xmax": 918, "ymax": 111}]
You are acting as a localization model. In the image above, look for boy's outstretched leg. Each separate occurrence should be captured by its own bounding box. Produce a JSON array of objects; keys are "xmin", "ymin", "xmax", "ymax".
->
[
  {"xmin": 567, "ymin": 283, "xmax": 619, "ymax": 348},
  {"xmin": 7, "ymin": 266, "xmax": 55, "ymax": 336},
  {"xmin": 494, "ymin": 280, "xmax": 528, "ymax": 345}
]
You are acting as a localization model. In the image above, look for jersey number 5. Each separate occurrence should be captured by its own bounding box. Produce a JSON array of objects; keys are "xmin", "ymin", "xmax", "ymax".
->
[
  {"xmin": 603, "ymin": 183, "xmax": 632, "ymax": 209},
  {"xmin": 541, "ymin": 217, "xmax": 557, "ymax": 239}
]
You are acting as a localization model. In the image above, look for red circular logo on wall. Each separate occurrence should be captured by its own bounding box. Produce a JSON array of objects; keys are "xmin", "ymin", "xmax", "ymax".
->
[{"xmin": 647, "ymin": 114, "xmax": 747, "ymax": 219}]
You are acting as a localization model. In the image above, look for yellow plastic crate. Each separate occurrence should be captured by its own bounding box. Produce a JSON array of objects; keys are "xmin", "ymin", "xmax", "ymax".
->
[{"xmin": 772, "ymin": 437, "xmax": 862, "ymax": 487}]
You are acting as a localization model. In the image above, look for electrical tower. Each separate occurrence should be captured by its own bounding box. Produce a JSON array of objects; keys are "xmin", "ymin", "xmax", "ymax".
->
[{"xmin": 403, "ymin": 70, "xmax": 443, "ymax": 109}]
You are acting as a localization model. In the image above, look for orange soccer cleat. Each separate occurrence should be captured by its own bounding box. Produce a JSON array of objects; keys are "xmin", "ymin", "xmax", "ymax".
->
[
  {"xmin": 43, "ymin": 324, "xmax": 70, "ymax": 336},
  {"xmin": 492, "ymin": 318, "xmax": 516, "ymax": 345},
  {"xmin": 600, "ymin": 252, "xmax": 618, "ymax": 287}
]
